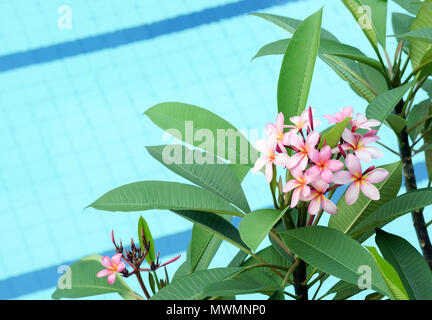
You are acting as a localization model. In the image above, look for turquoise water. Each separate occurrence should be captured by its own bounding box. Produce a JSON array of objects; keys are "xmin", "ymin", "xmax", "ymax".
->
[{"xmin": 0, "ymin": 0, "xmax": 430, "ymax": 299}]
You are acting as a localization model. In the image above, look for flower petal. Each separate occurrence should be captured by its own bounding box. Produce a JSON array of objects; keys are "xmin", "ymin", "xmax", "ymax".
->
[
  {"xmin": 333, "ymin": 170, "xmax": 353, "ymax": 185},
  {"xmin": 345, "ymin": 182, "xmax": 360, "ymax": 205},
  {"xmin": 306, "ymin": 131, "xmax": 320, "ymax": 149},
  {"xmin": 96, "ymin": 269, "xmax": 111, "ymax": 278},
  {"xmin": 308, "ymin": 197, "xmax": 321, "ymax": 215},
  {"xmin": 291, "ymin": 187, "xmax": 301, "ymax": 208},
  {"xmin": 274, "ymin": 153, "xmax": 289, "ymax": 167},
  {"xmin": 289, "ymin": 134, "xmax": 304, "ymax": 150},
  {"xmin": 107, "ymin": 273, "xmax": 117, "ymax": 285},
  {"xmin": 111, "ymin": 253, "xmax": 123, "ymax": 266},
  {"xmin": 360, "ymin": 182, "xmax": 380, "ymax": 200},
  {"xmin": 319, "ymin": 146, "xmax": 332, "ymax": 162},
  {"xmin": 265, "ymin": 163, "xmax": 273, "ymax": 183},
  {"xmin": 101, "ymin": 256, "xmax": 113, "ymax": 268},
  {"xmin": 327, "ymin": 159, "xmax": 344, "ymax": 171},
  {"xmin": 364, "ymin": 168, "xmax": 389, "ymax": 183},
  {"xmin": 321, "ymin": 169, "xmax": 334, "ymax": 183},
  {"xmin": 283, "ymin": 180, "xmax": 300, "ymax": 193},
  {"xmin": 308, "ymin": 148, "xmax": 320, "ymax": 164},
  {"xmin": 322, "ymin": 197, "xmax": 337, "ymax": 214},
  {"xmin": 286, "ymin": 152, "xmax": 305, "ymax": 169},
  {"xmin": 363, "ymin": 146, "xmax": 383, "ymax": 159},
  {"xmin": 345, "ymin": 154, "xmax": 362, "ymax": 175},
  {"xmin": 252, "ymin": 156, "xmax": 269, "ymax": 173},
  {"xmin": 342, "ymin": 128, "xmax": 356, "ymax": 146},
  {"xmin": 276, "ymin": 112, "xmax": 285, "ymax": 131},
  {"xmin": 355, "ymin": 149, "xmax": 372, "ymax": 163}
]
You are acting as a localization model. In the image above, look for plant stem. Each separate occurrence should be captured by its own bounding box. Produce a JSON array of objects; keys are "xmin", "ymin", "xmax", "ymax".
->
[
  {"xmin": 293, "ymin": 205, "xmax": 308, "ymax": 300},
  {"xmin": 135, "ymin": 271, "xmax": 151, "ymax": 299},
  {"xmin": 396, "ymin": 100, "xmax": 432, "ymax": 270},
  {"xmin": 312, "ymin": 278, "xmax": 325, "ymax": 300},
  {"xmin": 376, "ymin": 141, "xmax": 400, "ymax": 156},
  {"xmin": 282, "ymin": 258, "xmax": 300, "ymax": 288}
]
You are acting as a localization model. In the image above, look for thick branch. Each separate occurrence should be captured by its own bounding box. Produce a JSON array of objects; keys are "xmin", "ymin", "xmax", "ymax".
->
[{"xmin": 396, "ymin": 100, "xmax": 432, "ymax": 269}]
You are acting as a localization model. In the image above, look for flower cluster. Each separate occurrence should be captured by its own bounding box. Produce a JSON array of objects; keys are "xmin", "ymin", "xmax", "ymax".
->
[
  {"xmin": 96, "ymin": 230, "xmax": 181, "ymax": 285},
  {"xmin": 253, "ymin": 106, "xmax": 389, "ymax": 216}
]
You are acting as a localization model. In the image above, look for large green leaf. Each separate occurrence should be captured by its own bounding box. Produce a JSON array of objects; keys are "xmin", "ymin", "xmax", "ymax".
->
[
  {"xmin": 280, "ymin": 226, "xmax": 391, "ymax": 296},
  {"xmin": 321, "ymin": 55, "xmax": 378, "ymax": 102},
  {"xmin": 190, "ymin": 215, "xmax": 232, "ymax": 272},
  {"xmin": 328, "ymin": 161, "xmax": 402, "ymax": 235},
  {"xmin": 138, "ymin": 216, "xmax": 155, "ymax": 264},
  {"xmin": 367, "ymin": 246, "xmax": 409, "ymax": 300},
  {"xmin": 150, "ymin": 267, "xmax": 242, "ymax": 300},
  {"xmin": 172, "ymin": 210, "xmax": 250, "ymax": 253},
  {"xmin": 319, "ymin": 117, "xmax": 352, "ymax": 148},
  {"xmin": 88, "ymin": 181, "xmax": 242, "ymax": 216},
  {"xmin": 409, "ymin": 0, "xmax": 432, "ymax": 71},
  {"xmin": 365, "ymin": 82, "xmax": 413, "ymax": 131},
  {"xmin": 424, "ymin": 129, "xmax": 432, "ymax": 185},
  {"xmin": 396, "ymin": 28, "xmax": 432, "ymax": 44},
  {"xmin": 239, "ymin": 208, "xmax": 288, "ymax": 252},
  {"xmin": 202, "ymin": 278, "xmax": 275, "ymax": 297},
  {"xmin": 376, "ymin": 229, "xmax": 432, "ymax": 300},
  {"xmin": 253, "ymin": 38, "xmax": 382, "ymax": 72},
  {"xmin": 250, "ymin": 13, "xmax": 338, "ymax": 41},
  {"xmin": 351, "ymin": 188, "xmax": 432, "ymax": 237},
  {"xmin": 144, "ymin": 102, "xmax": 256, "ymax": 167},
  {"xmin": 52, "ymin": 255, "xmax": 140, "ymax": 300},
  {"xmin": 277, "ymin": 8, "xmax": 322, "ymax": 119},
  {"xmin": 323, "ymin": 280, "xmax": 363, "ymax": 300},
  {"xmin": 392, "ymin": 0, "xmax": 419, "ymax": 15},
  {"xmin": 146, "ymin": 145, "xmax": 250, "ymax": 213},
  {"xmin": 392, "ymin": 13, "xmax": 414, "ymax": 53},
  {"xmin": 343, "ymin": 0, "xmax": 387, "ymax": 50}
]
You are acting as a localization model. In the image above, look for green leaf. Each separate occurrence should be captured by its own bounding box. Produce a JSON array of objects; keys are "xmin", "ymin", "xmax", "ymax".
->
[
  {"xmin": 280, "ymin": 226, "xmax": 391, "ymax": 296},
  {"xmin": 395, "ymin": 28, "xmax": 432, "ymax": 44},
  {"xmin": 319, "ymin": 117, "xmax": 352, "ymax": 148},
  {"xmin": 253, "ymin": 38, "xmax": 382, "ymax": 72},
  {"xmin": 277, "ymin": 8, "xmax": 322, "ymax": 119},
  {"xmin": 321, "ymin": 55, "xmax": 378, "ymax": 102},
  {"xmin": 52, "ymin": 255, "xmax": 140, "ymax": 300},
  {"xmin": 365, "ymin": 82, "xmax": 414, "ymax": 131},
  {"xmin": 407, "ymin": 100, "xmax": 432, "ymax": 141},
  {"xmin": 409, "ymin": 0, "xmax": 432, "ymax": 71},
  {"xmin": 386, "ymin": 113, "xmax": 406, "ymax": 134},
  {"xmin": 250, "ymin": 13, "xmax": 338, "ymax": 41},
  {"xmin": 365, "ymin": 292, "xmax": 385, "ymax": 300},
  {"xmin": 144, "ymin": 102, "xmax": 257, "ymax": 167},
  {"xmin": 239, "ymin": 208, "xmax": 288, "ymax": 252},
  {"xmin": 146, "ymin": 145, "xmax": 250, "ymax": 213},
  {"xmin": 329, "ymin": 161, "xmax": 402, "ymax": 236},
  {"xmin": 88, "ymin": 181, "xmax": 242, "ymax": 216},
  {"xmin": 392, "ymin": 13, "xmax": 414, "ymax": 53},
  {"xmin": 190, "ymin": 216, "xmax": 232, "ymax": 272},
  {"xmin": 422, "ymin": 79, "xmax": 432, "ymax": 98},
  {"xmin": 367, "ymin": 246, "xmax": 409, "ymax": 300},
  {"xmin": 392, "ymin": 0, "xmax": 419, "ymax": 15},
  {"xmin": 343, "ymin": 0, "xmax": 387, "ymax": 50},
  {"xmin": 172, "ymin": 260, "xmax": 191, "ymax": 282},
  {"xmin": 150, "ymin": 267, "xmax": 243, "ymax": 300},
  {"xmin": 138, "ymin": 216, "xmax": 155, "ymax": 264},
  {"xmin": 350, "ymin": 188, "xmax": 432, "ymax": 237},
  {"xmin": 324, "ymin": 280, "xmax": 363, "ymax": 300},
  {"xmin": 172, "ymin": 210, "xmax": 250, "ymax": 253},
  {"xmin": 203, "ymin": 279, "xmax": 275, "ymax": 297},
  {"xmin": 376, "ymin": 229, "xmax": 432, "ymax": 300}
]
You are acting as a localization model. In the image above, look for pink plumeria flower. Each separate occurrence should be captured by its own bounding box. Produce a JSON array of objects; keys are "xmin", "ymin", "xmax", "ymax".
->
[
  {"xmin": 286, "ymin": 131, "xmax": 320, "ymax": 171},
  {"xmin": 323, "ymin": 107, "xmax": 353, "ymax": 124},
  {"xmin": 96, "ymin": 253, "xmax": 126, "ymax": 285},
  {"xmin": 305, "ymin": 179, "xmax": 337, "ymax": 215},
  {"xmin": 283, "ymin": 169, "xmax": 315, "ymax": 208},
  {"xmin": 286, "ymin": 108, "xmax": 320, "ymax": 134},
  {"xmin": 351, "ymin": 113, "xmax": 381, "ymax": 131},
  {"xmin": 253, "ymin": 134, "xmax": 289, "ymax": 183},
  {"xmin": 307, "ymin": 145, "xmax": 344, "ymax": 183},
  {"xmin": 333, "ymin": 154, "xmax": 389, "ymax": 205},
  {"xmin": 341, "ymin": 129, "xmax": 383, "ymax": 163},
  {"xmin": 266, "ymin": 112, "xmax": 291, "ymax": 153}
]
